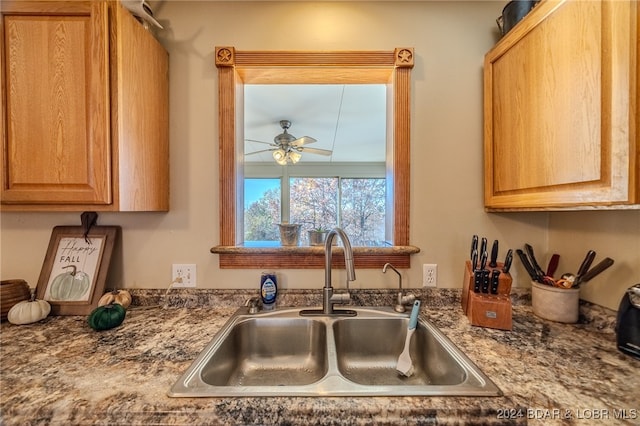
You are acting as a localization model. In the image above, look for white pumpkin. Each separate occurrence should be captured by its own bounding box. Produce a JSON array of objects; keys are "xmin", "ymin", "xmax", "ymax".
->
[
  {"xmin": 7, "ymin": 295, "xmax": 51, "ymax": 325},
  {"xmin": 98, "ymin": 289, "xmax": 132, "ymax": 309}
]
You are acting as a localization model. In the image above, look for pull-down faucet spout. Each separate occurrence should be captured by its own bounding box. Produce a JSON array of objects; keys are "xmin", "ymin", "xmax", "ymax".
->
[
  {"xmin": 322, "ymin": 228, "xmax": 356, "ymax": 314},
  {"xmin": 325, "ymin": 228, "xmax": 356, "ymax": 286},
  {"xmin": 300, "ymin": 227, "xmax": 357, "ymax": 317}
]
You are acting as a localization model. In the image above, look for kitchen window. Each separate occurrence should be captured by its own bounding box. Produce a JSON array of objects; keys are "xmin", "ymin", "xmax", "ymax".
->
[
  {"xmin": 244, "ymin": 167, "xmax": 386, "ymax": 246},
  {"xmin": 211, "ymin": 47, "xmax": 419, "ymax": 269}
]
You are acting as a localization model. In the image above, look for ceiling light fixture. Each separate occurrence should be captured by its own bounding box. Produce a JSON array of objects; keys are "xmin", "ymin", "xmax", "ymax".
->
[
  {"xmin": 272, "ymin": 149, "xmax": 301, "ymax": 165},
  {"xmin": 246, "ymin": 120, "xmax": 331, "ymax": 165},
  {"xmin": 272, "ymin": 149, "xmax": 287, "ymax": 165},
  {"xmin": 288, "ymin": 151, "xmax": 301, "ymax": 164}
]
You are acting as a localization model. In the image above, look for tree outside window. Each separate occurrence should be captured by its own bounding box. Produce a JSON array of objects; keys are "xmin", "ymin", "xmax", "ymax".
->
[
  {"xmin": 244, "ymin": 177, "xmax": 386, "ymax": 246},
  {"xmin": 244, "ymin": 179, "xmax": 280, "ymax": 243},
  {"xmin": 290, "ymin": 178, "xmax": 338, "ymax": 233},
  {"xmin": 341, "ymin": 178, "xmax": 386, "ymax": 246}
]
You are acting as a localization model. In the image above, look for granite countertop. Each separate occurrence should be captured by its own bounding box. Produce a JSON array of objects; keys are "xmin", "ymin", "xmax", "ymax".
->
[{"xmin": 1, "ymin": 289, "xmax": 638, "ymax": 425}]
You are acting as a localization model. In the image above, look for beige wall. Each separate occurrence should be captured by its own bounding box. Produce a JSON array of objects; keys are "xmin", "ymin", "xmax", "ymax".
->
[{"xmin": 1, "ymin": 1, "xmax": 637, "ymax": 311}]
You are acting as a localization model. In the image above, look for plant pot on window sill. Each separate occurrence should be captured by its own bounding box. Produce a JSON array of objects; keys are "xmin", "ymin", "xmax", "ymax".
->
[
  {"xmin": 308, "ymin": 230, "xmax": 328, "ymax": 246},
  {"xmin": 308, "ymin": 230, "xmax": 337, "ymax": 246},
  {"xmin": 278, "ymin": 224, "xmax": 301, "ymax": 246}
]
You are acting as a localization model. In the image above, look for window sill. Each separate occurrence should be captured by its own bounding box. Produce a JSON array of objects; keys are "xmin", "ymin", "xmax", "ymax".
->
[{"xmin": 210, "ymin": 245, "xmax": 421, "ymax": 269}]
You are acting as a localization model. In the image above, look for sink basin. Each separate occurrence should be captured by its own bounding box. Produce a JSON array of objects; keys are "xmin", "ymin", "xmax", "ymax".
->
[
  {"xmin": 169, "ymin": 306, "xmax": 502, "ymax": 397},
  {"xmin": 200, "ymin": 317, "xmax": 327, "ymax": 386},
  {"xmin": 334, "ymin": 318, "xmax": 466, "ymax": 386}
]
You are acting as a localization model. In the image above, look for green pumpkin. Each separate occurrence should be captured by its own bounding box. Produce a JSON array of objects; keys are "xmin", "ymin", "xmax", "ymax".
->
[
  {"xmin": 88, "ymin": 303, "xmax": 126, "ymax": 331},
  {"xmin": 49, "ymin": 265, "xmax": 90, "ymax": 300}
]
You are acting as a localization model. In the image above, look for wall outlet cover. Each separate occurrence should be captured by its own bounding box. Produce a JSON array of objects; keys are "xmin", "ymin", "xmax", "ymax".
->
[
  {"xmin": 172, "ymin": 264, "xmax": 196, "ymax": 287},
  {"xmin": 423, "ymin": 263, "xmax": 437, "ymax": 287}
]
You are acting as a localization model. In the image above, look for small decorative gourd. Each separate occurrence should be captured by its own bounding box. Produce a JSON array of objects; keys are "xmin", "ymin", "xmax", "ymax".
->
[
  {"xmin": 7, "ymin": 293, "xmax": 51, "ymax": 325},
  {"xmin": 98, "ymin": 289, "xmax": 132, "ymax": 309},
  {"xmin": 49, "ymin": 265, "xmax": 90, "ymax": 301},
  {"xmin": 88, "ymin": 303, "xmax": 127, "ymax": 331}
]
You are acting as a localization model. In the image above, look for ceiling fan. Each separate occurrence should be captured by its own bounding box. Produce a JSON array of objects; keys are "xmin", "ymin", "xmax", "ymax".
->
[{"xmin": 245, "ymin": 120, "xmax": 332, "ymax": 165}]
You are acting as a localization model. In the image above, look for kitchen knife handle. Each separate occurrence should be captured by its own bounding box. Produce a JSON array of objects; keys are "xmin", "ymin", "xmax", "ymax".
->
[
  {"xmin": 525, "ymin": 243, "xmax": 546, "ymax": 278},
  {"xmin": 480, "ymin": 251, "xmax": 488, "ymax": 272},
  {"xmin": 470, "ymin": 235, "xmax": 478, "ymax": 260},
  {"xmin": 481, "ymin": 270, "xmax": 490, "ymax": 293},
  {"xmin": 503, "ymin": 249, "xmax": 513, "ymax": 274},
  {"xmin": 471, "ymin": 249, "xmax": 478, "ymax": 271},
  {"xmin": 516, "ymin": 249, "xmax": 542, "ymax": 283},
  {"xmin": 490, "ymin": 269, "xmax": 500, "ymax": 294},
  {"xmin": 480, "ymin": 237, "xmax": 488, "ymax": 259},
  {"xmin": 489, "ymin": 240, "xmax": 499, "ymax": 268}
]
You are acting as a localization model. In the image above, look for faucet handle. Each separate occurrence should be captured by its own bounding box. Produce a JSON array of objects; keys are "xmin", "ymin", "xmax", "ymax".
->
[
  {"xmin": 330, "ymin": 292, "xmax": 351, "ymax": 304},
  {"xmin": 244, "ymin": 296, "xmax": 261, "ymax": 314},
  {"xmin": 399, "ymin": 292, "xmax": 416, "ymax": 306},
  {"xmin": 394, "ymin": 291, "xmax": 416, "ymax": 313}
]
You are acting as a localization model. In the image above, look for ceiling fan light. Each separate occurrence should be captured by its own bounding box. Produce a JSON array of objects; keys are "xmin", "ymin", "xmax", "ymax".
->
[
  {"xmin": 273, "ymin": 149, "xmax": 288, "ymax": 165},
  {"xmin": 289, "ymin": 151, "xmax": 302, "ymax": 164}
]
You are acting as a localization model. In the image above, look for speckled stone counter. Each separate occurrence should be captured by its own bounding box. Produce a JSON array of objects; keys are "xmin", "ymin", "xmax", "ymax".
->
[{"xmin": 1, "ymin": 289, "xmax": 638, "ymax": 425}]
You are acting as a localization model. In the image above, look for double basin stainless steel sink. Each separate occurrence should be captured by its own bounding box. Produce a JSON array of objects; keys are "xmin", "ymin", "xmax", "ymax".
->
[{"xmin": 169, "ymin": 306, "xmax": 502, "ymax": 397}]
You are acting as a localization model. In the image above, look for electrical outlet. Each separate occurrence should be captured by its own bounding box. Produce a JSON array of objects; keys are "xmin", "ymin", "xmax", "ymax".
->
[
  {"xmin": 172, "ymin": 264, "xmax": 196, "ymax": 287},
  {"xmin": 423, "ymin": 264, "xmax": 437, "ymax": 287}
]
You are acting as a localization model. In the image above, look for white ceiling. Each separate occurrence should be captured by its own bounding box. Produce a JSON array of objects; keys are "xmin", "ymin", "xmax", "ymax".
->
[{"xmin": 243, "ymin": 84, "xmax": 387, "ymax": 163}]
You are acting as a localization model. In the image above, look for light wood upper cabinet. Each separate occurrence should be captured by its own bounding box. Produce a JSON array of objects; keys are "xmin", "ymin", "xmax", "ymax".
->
[
  {"xmin": 1, "ymin": 1, "xmax": 169, "ymax": 211},
  {"xmin": 484, "ymin": 0, "xmax": 638, "ymax": 210}
]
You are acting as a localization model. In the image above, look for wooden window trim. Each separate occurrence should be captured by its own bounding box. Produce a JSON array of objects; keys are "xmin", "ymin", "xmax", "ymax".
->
[{"xmin": 211, "ymin": 47, "xmax": 419, "ymax": 269}]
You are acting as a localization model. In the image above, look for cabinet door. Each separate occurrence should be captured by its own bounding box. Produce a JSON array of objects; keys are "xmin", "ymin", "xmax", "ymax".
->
[
  {"xmin": 1, "ymin": 1, "xmax": 111, "ymax": 205},
  {"xmin": 484, "ymin": 0, "xmax": 638, "ymax": 210},
  {"xmin": 112, "ymin": 2, "xmax": 169, "ymax": 211}
]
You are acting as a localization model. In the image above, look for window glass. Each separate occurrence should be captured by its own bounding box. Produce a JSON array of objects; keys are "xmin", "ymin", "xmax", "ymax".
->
[
  {"xmin": 244, "ymin": 176, "xmax": 386, "ymax": 246},
  {"xmin": 244, "ymin": 178, "xmax": 281, "ymax": 245},
  {"xmin": 290, "ymin": 177, "xmax": 339, "ymax": 245},
  {"xmin": 243, "ymin": 83, "xmax": 389, "ymax": 247},
  {"xmin": 341, "ymin": 178, "xmax": 386, "ymax": 246}
]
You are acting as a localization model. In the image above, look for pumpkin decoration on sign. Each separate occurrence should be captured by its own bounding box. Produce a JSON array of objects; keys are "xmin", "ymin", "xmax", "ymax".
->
[
  {"xmin": 98, "ymin": 289, "xmax": 132, "ymax": 309},
  {"xmin": 49, "ymin": 265, "xmax": 90, "ymax": 301},
  {"xmin": 7, "ymin": 293, "xmax": 51, "ymax": 325},
  {"xmin": 88, "ymin": 303, "xmax": 126, "ymax": 331}
]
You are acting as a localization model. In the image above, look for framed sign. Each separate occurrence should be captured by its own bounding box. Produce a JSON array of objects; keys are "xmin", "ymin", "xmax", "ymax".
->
[{"xmin": 36, "ymin": 226, "xmax": 120, "ymax": 315}]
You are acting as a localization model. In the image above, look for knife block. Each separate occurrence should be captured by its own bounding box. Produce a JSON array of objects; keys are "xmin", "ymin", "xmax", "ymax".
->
[{"xmin": 462, "ymin": 260, "xmax": 512, "ymax": 331}]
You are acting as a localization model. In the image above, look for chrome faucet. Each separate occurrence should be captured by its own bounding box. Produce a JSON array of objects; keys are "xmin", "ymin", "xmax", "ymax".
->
[
  {"xmin": 244, "ymin": 296, "xmax": 261, "ymax": 314},
  {"xmin": 300, "ymin": 227, "xmax": 357, "ymax": 317},
  {"xmin": 323, "ymin": 228, "xmax": 356, "ymax": 314},
  {"xmin": 383, "ymin": 262, "xmax": 416, "ymax": 313}
]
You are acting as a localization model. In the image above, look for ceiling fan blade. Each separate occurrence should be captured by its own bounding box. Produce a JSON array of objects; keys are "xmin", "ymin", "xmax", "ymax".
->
[
  {"xmin": 245, "ymin": 148, "xmax": 275, "ymax": 156},
  {"xmin": 300, "ymin": 147, "xmax": 332, "ymax": 156},
  {"xmin": 245, "ymin": 139, "xmax": 275, "ymax": 146},
  {"xmin": 290, "ymin": 136, "xmax": 317, "ymax": 147}
]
